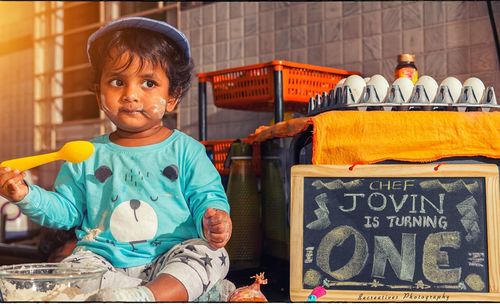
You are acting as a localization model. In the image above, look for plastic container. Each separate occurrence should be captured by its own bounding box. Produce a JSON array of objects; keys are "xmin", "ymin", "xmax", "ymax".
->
[
  {"xmin": 198, "ymin": 60, "xmax": 357, "ymax": 112},
  {"xmin": 0, "ymin": 263, "xmax": 106, "ymax": 301},
  {"xmin": 202, "ymin": 138, "xmax": 261, "ymax": 176},
  {"xmin": 202, "ymin": 139, "xmax": 234, "ymax": 175},
  {"xmin": 394, "ymin": 54, "xmax": 418, "ymax": 84}
]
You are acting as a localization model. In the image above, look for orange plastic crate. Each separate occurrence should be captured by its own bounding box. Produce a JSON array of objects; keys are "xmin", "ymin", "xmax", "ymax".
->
[
  {"xmin": 198, "ymin": 60, "xmax": 359, "ymax": 112},
  {"xmin": 202, "ymin": 138, "xmax": 261, "ymax": 176}
]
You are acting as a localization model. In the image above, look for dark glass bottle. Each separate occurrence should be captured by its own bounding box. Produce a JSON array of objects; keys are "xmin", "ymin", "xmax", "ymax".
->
[
  {"xmin": 261, "ymin": 140, "xmax": 289, "ymax": 261},
  {"xmin": 394, "ymin": 54, "xmax": 418, "ymax": 84},
  {"xmin": 225, "ymin": 141, "xmax": 262, "ymax": 270}
]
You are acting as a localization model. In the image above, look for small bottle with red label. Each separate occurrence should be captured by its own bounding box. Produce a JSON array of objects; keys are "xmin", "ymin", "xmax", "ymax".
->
[{"xmin": 394, "ymin": 53, "xmax": 418, "ymax": 84}]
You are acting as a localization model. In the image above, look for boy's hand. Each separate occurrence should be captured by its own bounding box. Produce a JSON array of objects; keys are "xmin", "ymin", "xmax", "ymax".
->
[
  {"xmin": 202, "ymin": 208, "xmax": 232, "ymax": 249},
  {"xmin": 0, "ymin": 167, "xmax": 28, "ymax": 202}
]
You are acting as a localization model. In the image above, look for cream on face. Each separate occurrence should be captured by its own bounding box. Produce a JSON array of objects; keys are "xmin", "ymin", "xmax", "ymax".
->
[
  {"xmin": 99, "ymin": 93, "xmax": 112, "ymax": 116},
  {"xmin": 148, "ymin": 97, "xmax": 167, "ymax": 119},
  {"xmin": 98, "ymin": 50, "xmax": 171, "ymax": 131},
  {"xmin": 100, "ymin": 92, "xmax": 166, "ymax": 119}
]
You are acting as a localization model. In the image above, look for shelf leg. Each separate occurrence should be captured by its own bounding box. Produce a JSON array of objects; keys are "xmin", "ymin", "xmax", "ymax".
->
[
  {"xmin": 274, "ymin": 70, "xmax": 284, "ymax": 124},
  {"xmin": 198, "ymin": 81, "xmax": 207, "ymax": 141}
]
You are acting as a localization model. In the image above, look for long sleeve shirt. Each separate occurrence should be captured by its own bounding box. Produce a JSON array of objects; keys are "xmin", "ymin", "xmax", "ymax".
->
[{"xmin": 17, "ymin": 130, "xmax": 230, "ymax": 267}]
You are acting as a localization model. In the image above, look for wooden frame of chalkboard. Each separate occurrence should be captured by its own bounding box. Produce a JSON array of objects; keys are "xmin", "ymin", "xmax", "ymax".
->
[{"xmin": 290, "ymin": 164, "xmax": 500, "ymax": 302}]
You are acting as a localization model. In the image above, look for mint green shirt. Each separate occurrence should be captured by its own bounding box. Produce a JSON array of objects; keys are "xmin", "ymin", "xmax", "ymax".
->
[{"xmin": 18, "ymin": 130, "xmax": 229, "ymax": 267}]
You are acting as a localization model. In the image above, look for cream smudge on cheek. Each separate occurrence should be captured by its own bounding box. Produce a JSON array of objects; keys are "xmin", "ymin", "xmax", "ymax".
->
[
  {"xmin": 99, "ymin": 94, "xmax": 114, "ymax": 115},
  {"xmin": 146, "ymin": 96, "xmax": 167, "ymax": 119}
]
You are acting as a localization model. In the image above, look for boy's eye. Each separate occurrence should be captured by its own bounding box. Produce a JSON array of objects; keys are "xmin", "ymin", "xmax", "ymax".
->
[
  {"xmin": 110, "ymin": 79, "xmax": 124, "ymax": 87},
  {"xmin": 142, "ymin": 80, "xmax": 157, "ymax": 88}
]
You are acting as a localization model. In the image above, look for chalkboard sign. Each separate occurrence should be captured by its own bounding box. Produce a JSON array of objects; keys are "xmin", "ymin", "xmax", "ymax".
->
[{"xmin": 290, "ymin": 164, "xmax": 500, "ymax": 302}]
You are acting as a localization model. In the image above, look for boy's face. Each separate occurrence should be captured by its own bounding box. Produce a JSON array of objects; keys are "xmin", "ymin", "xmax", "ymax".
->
[{"xmin": 97, "ymin": 49, "xmax": 178, "ymax": 133}]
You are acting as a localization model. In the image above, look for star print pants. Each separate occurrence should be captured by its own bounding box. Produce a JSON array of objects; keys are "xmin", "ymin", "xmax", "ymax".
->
[{"xmin": 62, "ymin": 238, "xmax": 230, "ymax": 301}]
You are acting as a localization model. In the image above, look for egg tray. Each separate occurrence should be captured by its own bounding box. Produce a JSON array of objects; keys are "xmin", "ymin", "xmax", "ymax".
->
[
  {"xmin": 307, "ymin": 101, "xmax": 500, "ymax": 116},
  {"xmin": 306, "ymin": 74, "xmax": 499, "ymax": 116}
]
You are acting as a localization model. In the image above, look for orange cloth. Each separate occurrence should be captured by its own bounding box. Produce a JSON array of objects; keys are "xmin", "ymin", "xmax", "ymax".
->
[
  {"xmin": 312, "ymin": 111, "xmax": 500, "ymax": 165},
  {"xmin": 248, "ymin": 117, "xmax": 313, "ymax": 143}
]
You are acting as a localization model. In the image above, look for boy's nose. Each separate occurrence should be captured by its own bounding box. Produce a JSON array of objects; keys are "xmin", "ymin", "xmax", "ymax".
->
[{"xmin": 122, "ymin": 86, "xmax": 139, "ymax": 102}]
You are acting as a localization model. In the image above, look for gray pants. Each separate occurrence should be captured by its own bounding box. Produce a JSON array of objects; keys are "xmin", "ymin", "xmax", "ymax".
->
[{"xmin": 63, "ymin": 239, "xmax": 230, "ymax": 301}]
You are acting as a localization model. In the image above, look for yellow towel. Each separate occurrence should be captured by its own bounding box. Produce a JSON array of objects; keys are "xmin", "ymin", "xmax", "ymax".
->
[{"xmin": 312, "ymin": 111, "xmax": 500, "ymax": 165}]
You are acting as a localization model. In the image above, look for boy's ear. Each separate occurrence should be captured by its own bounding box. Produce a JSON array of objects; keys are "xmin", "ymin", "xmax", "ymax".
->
[{"xmin": 165, "ymin": 97, "xmax": 180, "ymax": 113}]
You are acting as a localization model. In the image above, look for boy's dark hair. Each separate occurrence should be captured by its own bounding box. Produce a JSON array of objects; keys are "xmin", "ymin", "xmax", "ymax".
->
[{"xmin": 88, "ymin": 28, "xmax": 194, "ymax": 100}]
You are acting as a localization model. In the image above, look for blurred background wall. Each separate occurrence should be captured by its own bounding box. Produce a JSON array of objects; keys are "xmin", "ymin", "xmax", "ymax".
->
[
  {"xmin": 0, "ymin": 1, "xmax": 498, "ymax": 188},
  {"xmin": 181, "ymin": 1, "xmax": 500, "ymax": 139},
  {"xmin": 0, "ymin": 2, "xmax": 34, "ymax": 170}
]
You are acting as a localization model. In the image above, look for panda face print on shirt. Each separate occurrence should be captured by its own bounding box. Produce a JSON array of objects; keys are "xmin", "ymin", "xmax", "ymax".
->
[{"xmin": 94, "ymin": 163, "xmax": 179, "ymax": 250}]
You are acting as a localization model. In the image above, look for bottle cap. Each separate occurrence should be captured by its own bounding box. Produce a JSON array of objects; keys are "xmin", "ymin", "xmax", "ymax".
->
[
  {"xmin": 230, "ymin": 140, "xmax": 252, "ymax": 157},
  {"xmin": 224, "ymin": 140, "xmax": 252, "ymax": 168},
  {"xmin": 398, "ymin": 53, "xmax": 415, "ymax": 63}
]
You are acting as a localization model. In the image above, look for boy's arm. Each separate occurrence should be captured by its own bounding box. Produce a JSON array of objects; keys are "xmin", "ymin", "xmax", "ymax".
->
[
  {"xmin": 16, "ymin": 162, "xmax": 85, "ymax": 230},
  {"xmin": 183, "ymin": 144, "xmax": 230, "ymax": 242}
]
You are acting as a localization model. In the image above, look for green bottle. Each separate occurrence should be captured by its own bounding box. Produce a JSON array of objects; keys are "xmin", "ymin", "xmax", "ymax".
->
[
  {"xmin": 225, "ymin": 140, "xmax": 262, "ymax": 270},
  {"xmin": 261, "ymin": 139, "xmax": 289, "ymax": 260}
]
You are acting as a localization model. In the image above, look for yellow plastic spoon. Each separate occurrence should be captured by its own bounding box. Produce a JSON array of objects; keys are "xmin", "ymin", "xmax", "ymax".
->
[{"xmin": 0, "ymin": 141, "xmax": 94, "ymax": 172}]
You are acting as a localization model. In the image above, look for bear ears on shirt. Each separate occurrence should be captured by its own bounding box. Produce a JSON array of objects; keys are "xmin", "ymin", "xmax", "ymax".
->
[{"xmin": 94, "ymin": 164, "xmax": 178, "ymax": 183}]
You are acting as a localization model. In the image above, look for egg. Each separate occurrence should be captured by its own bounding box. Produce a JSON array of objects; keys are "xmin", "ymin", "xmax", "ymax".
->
[
  {"xmin": 415, "ymin": 75, "xmax": 439, "ymax": 102},
  {"xmin": 334, "ymin": 78, "xmax": 346, "ymax": 104},
  {"xmin": 392, "ymin": 77, "xmax": 414, "ymax": 102},
  {"xmin": 439, "ymin": 77, "xmax": 462, "ymax": 103},
  {"xmin": 367, "ymin": 74, "xmax": 389, "ymax": 102},
  {"xmin": 343, "ymin": 75, "xmax": 366, "ymax": 103},
  {"xmin": 335, "ymin": 78, "xmax": 346, "ymax": 91},
  {"xmin": 463, "ymin": 77, "xmax": 485, "ymax": 103}
]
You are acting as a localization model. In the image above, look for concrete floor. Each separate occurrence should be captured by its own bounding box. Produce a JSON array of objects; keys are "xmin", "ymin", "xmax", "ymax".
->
[{"xmin": 226, "ymin": 255, "xmax": 290, "ymax": 302}]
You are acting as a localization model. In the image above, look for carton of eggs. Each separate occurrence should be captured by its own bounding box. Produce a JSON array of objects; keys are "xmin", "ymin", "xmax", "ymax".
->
[{"xmin": 307, "ymin": 74, "xmax": 498, "ymax": 114}]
